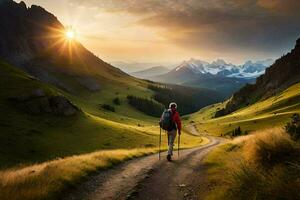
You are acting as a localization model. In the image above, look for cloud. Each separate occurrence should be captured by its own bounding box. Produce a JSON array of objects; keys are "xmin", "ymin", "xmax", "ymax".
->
[{"xmin": 72, "ymin": 0, "xmax": 300, "ymax": 56}]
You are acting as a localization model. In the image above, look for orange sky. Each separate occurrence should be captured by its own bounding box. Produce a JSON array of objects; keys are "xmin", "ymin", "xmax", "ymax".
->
[{"xmin": 17, "ymin": 0, "xmax": 300, "ymax": 65}]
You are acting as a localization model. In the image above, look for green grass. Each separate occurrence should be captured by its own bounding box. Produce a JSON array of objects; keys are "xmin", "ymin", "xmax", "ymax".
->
[
  {"xmin": 0, "ymin": 60, "xmax": 206, "ymax": 169},
  {"xmin": 189, "ymin": 83, "xmax": 300, "ymax": 136}
]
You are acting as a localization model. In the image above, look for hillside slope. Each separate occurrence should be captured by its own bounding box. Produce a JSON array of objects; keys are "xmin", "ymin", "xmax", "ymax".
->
[
  {"xmin": 0, "ymin": 61, "xmax": 156, "ymax": 167},
  {"xmin": 217, "ymin": 38, "xmax": 300, "ymax": 116},
  {"xmin": 0, "ymin": 0, "xmax": 135, "ymax": 93},
  {"xmin": 189, "ymin": 81, "xmax": 300, "ymax": 136}
]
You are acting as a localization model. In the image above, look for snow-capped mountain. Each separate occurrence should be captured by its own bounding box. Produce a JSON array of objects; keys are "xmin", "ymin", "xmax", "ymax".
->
[
  {"xmin": 150, "ymin": 58, "xmax": 274, "ymax": 98},
  {"xmin": 174, "ymin": 58, "xmax": 273, "ymax": 79}
]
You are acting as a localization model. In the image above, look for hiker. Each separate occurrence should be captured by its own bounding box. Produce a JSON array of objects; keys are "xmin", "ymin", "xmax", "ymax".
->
[{"xmin": 159, "ymin": 102, "xmax": 182, "ymax": 161}]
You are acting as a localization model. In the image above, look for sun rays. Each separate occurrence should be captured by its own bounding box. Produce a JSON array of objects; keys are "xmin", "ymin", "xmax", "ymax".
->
[{"xmin": 44, "ymin": 25, "xmax": 80, "ymax": 64}]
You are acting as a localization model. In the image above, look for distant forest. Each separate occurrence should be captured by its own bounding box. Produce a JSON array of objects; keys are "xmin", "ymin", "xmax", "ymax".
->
[
  {"xmin": 148, "ymin": 84, "xmax": 221, "ymax": 115},
  {"xmin": 127, "ymin": 95, "xmax": 165, "ymax": 117}
]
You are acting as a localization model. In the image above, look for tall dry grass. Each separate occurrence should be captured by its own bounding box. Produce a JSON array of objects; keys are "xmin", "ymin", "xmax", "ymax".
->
[
  {"xmin": 227, "ymin": 128, "xmax": 300, "ymax": 200},
  {"xmin": 243, "ymin": 128, "xmax": 294, "ymax": 167},
  {"xmin": 0, "ymin": 148, "xmax": 156, "ymax": 200}
]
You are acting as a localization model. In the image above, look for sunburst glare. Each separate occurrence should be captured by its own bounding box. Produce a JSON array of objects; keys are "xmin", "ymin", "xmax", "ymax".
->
[{"xmin": 65, "ymin": 27, "xmax": 76, "ymax": 40}]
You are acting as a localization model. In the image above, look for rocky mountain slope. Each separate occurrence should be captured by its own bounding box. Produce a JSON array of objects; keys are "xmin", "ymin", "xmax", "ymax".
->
[
  {"xmin": 216, "ymin": 38, "xmax": 300, "ymax": 116},
  {"xmin": 0, "ymin": 0, "xmax": 130, "ymax": 93}
]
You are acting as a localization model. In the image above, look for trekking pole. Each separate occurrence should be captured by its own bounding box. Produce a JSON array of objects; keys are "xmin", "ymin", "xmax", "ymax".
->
[
  {"xmin": 178, "ymin": 134, "xmax": 180, "ymax": 157},
  {"xmin": 159, "ymin": 126, "xmax": 162, "ymax": 160}
]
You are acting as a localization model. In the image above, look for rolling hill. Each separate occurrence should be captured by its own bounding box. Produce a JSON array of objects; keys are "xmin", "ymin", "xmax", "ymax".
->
[
  {"xmin": 189, "ymin": 81, "xmax": 300, "ymax": 136},
  {"xmin": 0, "ymin": 60, "xmax": 156, "ymax": 167}
]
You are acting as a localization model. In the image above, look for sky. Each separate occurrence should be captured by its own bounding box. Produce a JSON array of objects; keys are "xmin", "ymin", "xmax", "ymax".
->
[{"xmin": 17, "ymin": 0, "xmax": 300, "ymax": 65}]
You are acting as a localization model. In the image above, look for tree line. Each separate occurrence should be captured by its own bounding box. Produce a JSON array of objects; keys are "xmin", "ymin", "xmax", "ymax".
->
[
  {"xmin": 148, "ymin": 84, "xmax": 221, "ymax": 115},
  {"xmin": 127, "ymin": 95, "xmax": 165, "ymax": 117}
]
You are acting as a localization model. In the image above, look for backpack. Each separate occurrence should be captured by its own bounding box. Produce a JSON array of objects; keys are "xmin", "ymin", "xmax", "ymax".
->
[{"xmin": 159, "ymin": 109, "xmax": 175, "ymax": 131}]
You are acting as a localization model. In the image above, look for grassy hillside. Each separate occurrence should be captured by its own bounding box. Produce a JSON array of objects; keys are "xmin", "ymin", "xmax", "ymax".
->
[
  {"xmin": 203, "ymin": 128, "xmax": 300, "ymax": 200},
  {"xmin": 0, "ymin": 61, "xmax": 206, "ymax": 169},
  {"xmin": 188, "ymin": 82, "xmax": 300, "ymax": 136}
]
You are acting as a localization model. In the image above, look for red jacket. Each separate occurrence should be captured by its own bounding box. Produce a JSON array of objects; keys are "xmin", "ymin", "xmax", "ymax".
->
[{"xmin": 171, "ymin": 110, "xmax": 182, "ymax": 130}]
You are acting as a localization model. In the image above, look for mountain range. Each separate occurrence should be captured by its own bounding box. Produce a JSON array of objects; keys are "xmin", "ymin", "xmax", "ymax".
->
[
  {"xmin": 180, "ymin": 58, "xmax": 272, "ymax": 78},
  {"xmin": 148, "ymin": 58, "xmax": 273, "ymax": 97}
]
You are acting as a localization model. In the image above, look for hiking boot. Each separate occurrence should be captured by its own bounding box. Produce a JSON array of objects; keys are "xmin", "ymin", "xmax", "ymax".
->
[{"xmin": 167, "ymin": 154, "xmax": 172, "ymax": 161}]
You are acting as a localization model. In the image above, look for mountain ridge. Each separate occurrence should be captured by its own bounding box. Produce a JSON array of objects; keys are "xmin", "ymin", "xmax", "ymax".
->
[
  {"xmin": 216, "ymin": 38, "xmax": 300, "ymax": 117},
  {"xmin": 157, "ymin": 58, "xmax": 273, "ymax": 81},
  {"xmin": 130, "ymin": 66, "xmax": 170, "ymax": 79},
  {"xmin": 0, "ymin": 0, "xmax": 131, "ymax": 93}
]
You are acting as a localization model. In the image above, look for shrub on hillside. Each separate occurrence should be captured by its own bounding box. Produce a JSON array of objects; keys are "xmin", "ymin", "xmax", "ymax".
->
[
  {"xmin": 243, "ymin": 128, "xmax": 294, "ymax": 168},
  {"xmin": 232, "ymin": 126, "xmax": 243, "ymax": 137},
  {"xmin": 127, "ymin": 95, "xmax": 165, "ymax": 117},
  {"xmin": 100, "ymin": 104, "xmax": 115, "ymax": 112},
  {"xmin": 113, "ymin": 97, "xmax": 121, "ymax": 105},
  {"xmin": 285, "ymin": 113, "xmax": 300, "ymax": 140}
]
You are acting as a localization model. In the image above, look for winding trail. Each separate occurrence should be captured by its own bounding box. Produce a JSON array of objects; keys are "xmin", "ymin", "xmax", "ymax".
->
[{"xmin": 63, "ymin": 130, "xmax": 223, "ymax": 200}]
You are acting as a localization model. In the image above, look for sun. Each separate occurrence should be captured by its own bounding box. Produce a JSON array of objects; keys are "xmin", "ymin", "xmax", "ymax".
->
[{"xmin": 65, "ymin": 28, "xmax": 76, "ymax": 40}]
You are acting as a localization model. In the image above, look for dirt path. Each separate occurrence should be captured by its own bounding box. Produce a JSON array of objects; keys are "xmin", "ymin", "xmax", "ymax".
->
[
  {"xmin": 63, "ymin": 135, "xmax": 222, "ymax": 200},
  {"xmin": 186, "ymin": 124, "xmax": 210, "ymax": 137}
]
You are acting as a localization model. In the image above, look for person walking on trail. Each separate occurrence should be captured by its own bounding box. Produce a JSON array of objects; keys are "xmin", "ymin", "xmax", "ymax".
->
[{"xmin": 159, "ymin": 102, "xmax": 182, "ymax": 161}]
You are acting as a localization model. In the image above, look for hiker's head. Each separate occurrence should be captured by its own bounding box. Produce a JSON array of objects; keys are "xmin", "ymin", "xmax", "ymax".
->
[{"xmin": 169, "ymin": 102, "xmax": 177, "ymax": 111}]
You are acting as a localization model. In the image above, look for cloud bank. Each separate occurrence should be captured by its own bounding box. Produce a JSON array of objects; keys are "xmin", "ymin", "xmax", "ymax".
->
[{"xmin": 73, "ymin": 0, "xmax": 300, "ymax": 59}]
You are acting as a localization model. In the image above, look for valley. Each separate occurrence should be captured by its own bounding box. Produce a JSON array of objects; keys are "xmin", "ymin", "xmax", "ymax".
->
[{"xmin": 0, "ymin": 1, "xmax": 300, "ymax": 200}]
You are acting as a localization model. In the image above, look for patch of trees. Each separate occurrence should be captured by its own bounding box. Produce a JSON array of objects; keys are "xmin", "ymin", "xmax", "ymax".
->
[
  {"xmin": 285, "ymin": 113, "xmax": 300, "ymax": 140},
  {"xmin": 214, "ymin": 109, "xmax": 226, "ymax": 118},
  {"xmin": 100, "ymin": 104, "xmax": 115, "ymax": 112},
  {"xmin": 232, "ymin": 126, "xmax": 242, "ymax": 136},
  {"xmin": 113, "ymin": 97, "xmax": 121, "ymax": 105},
  {"xmin": 230, "ymin": 126, "xmax": 248, "ymax": 137},
  {"xmin": 148, "ymin": 84, "xmax": 221, "ymax": 115},
  {"xmin": 127, "ymin": 95, "xmax": 165, "ymax": 117}
]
